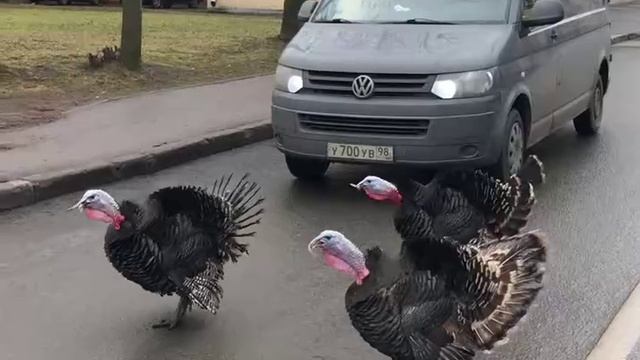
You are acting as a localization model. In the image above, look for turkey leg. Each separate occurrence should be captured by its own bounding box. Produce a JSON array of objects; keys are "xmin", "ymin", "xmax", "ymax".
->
[{"xmin": 152, "ymin": 296, "xmax": 191, "ymax": 330}]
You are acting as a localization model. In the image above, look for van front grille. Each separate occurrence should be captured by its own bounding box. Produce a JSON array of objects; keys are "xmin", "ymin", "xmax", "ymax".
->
[
  {"xmin": 304, "ymin": 71, "xmax": 435, "ymax": 97},
  {"xmin": 299, "ymin": 113, "xmax": 429, "ymax": 136}
]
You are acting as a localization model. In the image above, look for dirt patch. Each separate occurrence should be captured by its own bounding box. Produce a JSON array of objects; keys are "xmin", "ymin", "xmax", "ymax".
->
[
  {"xmin": 0, "ymin": 143, "xmax": 16, "ymax": 151},
  {"xmin": 0, "ymin": 95, "xmax": 71, "ymax": 130}
]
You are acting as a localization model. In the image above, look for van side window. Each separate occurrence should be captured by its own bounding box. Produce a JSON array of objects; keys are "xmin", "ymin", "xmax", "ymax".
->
[
  {"xmin": 521, "ymin": 0, "xmax": 536, "ymax": 27},
  {"xmin": 522, "ymin": 0, "xmax": 536, "ymax": 21}
]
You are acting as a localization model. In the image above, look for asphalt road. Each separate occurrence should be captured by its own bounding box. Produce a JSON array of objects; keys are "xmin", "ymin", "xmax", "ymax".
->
[{"xmin": 1, "ymin": 43, "xmax": 640, "ymax": 360}]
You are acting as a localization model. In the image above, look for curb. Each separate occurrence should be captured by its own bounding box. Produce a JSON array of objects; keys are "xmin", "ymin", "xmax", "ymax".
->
[
  {"xmin": 612, "ymin": 32, "xmax": 640, "ymax": 44},
  {"xmin": 0, "ymin": 122, "xmax": 273, "ymax": 211}
]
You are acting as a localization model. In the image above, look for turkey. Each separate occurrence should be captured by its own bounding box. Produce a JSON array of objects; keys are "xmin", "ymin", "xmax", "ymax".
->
[
  {"xmin": 351, "ymin": 155, "xmax": 545, "ymax": 244},
  {"xmin": 308, "ymin": 228, "xmax": 547, "ymax": 360},
  {"xmin": 68, "ymin": 174, "xmax": 264, "ymax": 329}
]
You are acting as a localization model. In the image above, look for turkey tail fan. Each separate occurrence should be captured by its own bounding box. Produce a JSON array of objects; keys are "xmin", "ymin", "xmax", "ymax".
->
[
  {"xmin": 183, "ymin": 261, "xmax": 224, "ymax": 314},
  {"xmin": 459, "ymin": 230, "xmax": 547, "ymax": 351},
  {"xmin": 210, "ymin": 173, "xmax": 265, "ymax": 261},
  {"xmin": 500, "ymin": 155, "xmax": 545, "ymax": 236},
  {"xmin": 518, "ymin": 155, "xmax": 546, "ymax": 187},
  {"xmin": 433, "ymin": 169, "xmax": 520, "ymax": 235},
  {"xmin": 499, "ymin": 180, "xmax": 534, "ymax": 236}
]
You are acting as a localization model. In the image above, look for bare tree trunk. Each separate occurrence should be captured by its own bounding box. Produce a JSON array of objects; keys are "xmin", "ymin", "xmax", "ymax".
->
[
  {"xmin": 120, "ymin": 0, "xmax": 142, "ymax": 70},
  {"xmin": 279, "ymin": 0, "xmax": 305, "ymax": 42}
]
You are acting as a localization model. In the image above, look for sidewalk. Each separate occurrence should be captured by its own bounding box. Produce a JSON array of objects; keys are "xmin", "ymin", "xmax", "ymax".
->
[{"xmin": 0, "ymin": 75, "xmax": 274, "ymax": 210}]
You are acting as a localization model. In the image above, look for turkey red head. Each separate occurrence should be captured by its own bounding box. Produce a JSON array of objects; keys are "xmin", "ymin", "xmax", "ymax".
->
[
  {"xmin": 350, "ymin": 176, "xmax": 402, "ymax": 205},
  {"xmin": 68, "ymin": 189, "xmax": 125, "ymax": 230},
  {"xmin": 308, "ymin": 230, "xmax": 370, "ymax": 285}
]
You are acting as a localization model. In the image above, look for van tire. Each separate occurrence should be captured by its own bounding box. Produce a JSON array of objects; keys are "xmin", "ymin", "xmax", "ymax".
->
[
  {"xmin": 285, "ymin": 156, "xmax": 329, "ymax": 180},
  {"xmin": 490, "ymin": 108, "xmax": 525, "ymax": 181},
  {"xmin": 574, "ymin": 75, "xmax": 604, "ymax": 136}
]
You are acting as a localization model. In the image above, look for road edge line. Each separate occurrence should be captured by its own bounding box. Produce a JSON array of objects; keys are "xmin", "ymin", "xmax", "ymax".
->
[{"xmin": 585, "ymin": 279, "xmax": 640, "ymax": 360}]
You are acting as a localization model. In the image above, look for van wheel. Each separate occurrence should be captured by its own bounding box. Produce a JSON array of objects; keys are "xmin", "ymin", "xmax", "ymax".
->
[
  {"xmin": 285, "ymin": 156, "xmax": 329, "ymax": 180},
  {"xmin": 574, "ymin": 76, "xmax": 604, "ymax": 136},
  {"xmin": 490, "ymin": 109, "xmax": 525, "ymax": 180}
]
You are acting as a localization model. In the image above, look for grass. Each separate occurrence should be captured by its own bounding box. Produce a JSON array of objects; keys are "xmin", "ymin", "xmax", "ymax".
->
[{"xmin": 0, "ymin": 4, "xmax": 283, "ymax": 128}]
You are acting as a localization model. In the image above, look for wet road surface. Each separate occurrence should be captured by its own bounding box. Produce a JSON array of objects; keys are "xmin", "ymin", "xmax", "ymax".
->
[{"xmin": 1, "ymin": 44, "xmax": 640, "ymax": 360}]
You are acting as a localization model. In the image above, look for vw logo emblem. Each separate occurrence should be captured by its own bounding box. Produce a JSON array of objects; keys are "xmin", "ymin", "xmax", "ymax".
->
[{"xmin": 352, "ymin": 75, "xmax": 375, "ymax": 99}]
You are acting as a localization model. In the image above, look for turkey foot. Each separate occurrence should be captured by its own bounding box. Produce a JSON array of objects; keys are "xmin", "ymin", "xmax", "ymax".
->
[{"xmin": 152, "ymin": 296, "xmax": 191, "ymax": 330}]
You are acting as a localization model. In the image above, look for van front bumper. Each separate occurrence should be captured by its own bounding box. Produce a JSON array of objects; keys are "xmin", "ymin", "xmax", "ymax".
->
[{"xmin": 271, "ymin": 90, "xmax": 507, "ymax": 168}]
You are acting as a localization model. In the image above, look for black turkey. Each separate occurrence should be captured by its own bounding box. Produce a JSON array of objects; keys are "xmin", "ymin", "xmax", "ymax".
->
[
  {"xmin": 308, "ymin": 227, "xmax": 547, "ymax": 360},
  {"xmin": 69, "ymin": 174, "xmax": 264, "ymax": 329},
  {"xmin": 351, "ymin": 155, "xmax": 545, "ymax": 244}
]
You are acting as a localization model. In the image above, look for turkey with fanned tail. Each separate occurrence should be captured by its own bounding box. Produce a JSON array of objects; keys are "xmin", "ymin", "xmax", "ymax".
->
[
  {"xmin": 351, "ymin": 155, "xmax": 545, "ymax": 245},
  {"xmin": 308, "ymin": 225, "xmax": 547, "ymax": 360},
  {"xmin": 68, "ymin": 174, "xmax": 264, "ymax": 329}
]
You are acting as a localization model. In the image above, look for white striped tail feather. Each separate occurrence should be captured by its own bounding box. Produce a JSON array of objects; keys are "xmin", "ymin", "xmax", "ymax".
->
[
  {"xmin": 183, "ymin": 261, "xmax": 224, "ymax": 314},
  {"xmin": 211, "ymin": 173, "xmax": 265, "ymax": 237},
  {"xmin": 518, "ymin": 155, "xmax": 546, "ymax": 187},
  {"xmin": 499, "ymin": 155, "xmax": 545, "ymax": 236},
  {"xmin": 209, "ymin": 173, "xmax": 264, "ymax": 263},
  {"xmin": 460, "ymin": 230, "xmax": 547, "ymax": 351}
]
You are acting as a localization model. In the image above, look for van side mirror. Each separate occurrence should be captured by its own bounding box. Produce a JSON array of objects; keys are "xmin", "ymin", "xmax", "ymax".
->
[
  {"xmin": 298, "ymin": 0, "xmax": 318, "ymax": 22},
  {"xmin": 521, "ymin": 0, "xmax": 565, "ymax": 28}
]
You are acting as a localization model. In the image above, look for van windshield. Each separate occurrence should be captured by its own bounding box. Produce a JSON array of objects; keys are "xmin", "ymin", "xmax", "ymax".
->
[{"xmin": 312, "ymin": 0, "xmax": 512, "ymax": 24}]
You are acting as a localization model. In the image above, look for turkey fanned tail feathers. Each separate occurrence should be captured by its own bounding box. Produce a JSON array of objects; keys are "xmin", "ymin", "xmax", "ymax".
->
[
  {"xmin": 183, "ymin": 261, "xmax": 224, "ymax": 314},
  {"xmin": 210, "ymin": 173, "xmax": 265, "ymax": 262},
  {"xmin": 139, "ymin": 173, "xmax": 263, "ymax": 314},
  {"xmin": 457, "ymin": 230, "xmax": 547, "ymax": 351},
  {"xmin": 435, "ymin": 155, "xmax": 545, "ymax": 237},
  {"xmin": 499, "ymin": 155, "xmax": 545, "ymax": 236}
]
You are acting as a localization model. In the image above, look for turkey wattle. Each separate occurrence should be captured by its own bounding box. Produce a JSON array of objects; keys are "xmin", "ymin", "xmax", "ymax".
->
[
  {"xmin": 351, "ymin": 155, "xmax": 545, "ymax": 244},
  {"xmin": 308, "ymin": 229, "xmax": 547, "ymax": 360},
  {"xmin": 69, "ymin": 174, "xmax": 264, "ymax": 329}
]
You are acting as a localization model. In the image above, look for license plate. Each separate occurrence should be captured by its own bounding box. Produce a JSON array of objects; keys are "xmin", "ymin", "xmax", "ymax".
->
[{"xmin": 327, "ymin": 143, "xmax": 394, "ymax": 162}]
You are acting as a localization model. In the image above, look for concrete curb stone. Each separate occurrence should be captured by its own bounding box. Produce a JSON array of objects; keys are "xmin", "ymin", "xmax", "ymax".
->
[{"xmin": 0, "ymin": 122, "xmax": 272, "ymax": 211}]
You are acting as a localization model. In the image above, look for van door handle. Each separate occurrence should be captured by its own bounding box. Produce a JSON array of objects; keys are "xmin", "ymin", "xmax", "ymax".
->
[{"xmin": 550, "ymin": 30, "xmax": 558, "ymax": 41}]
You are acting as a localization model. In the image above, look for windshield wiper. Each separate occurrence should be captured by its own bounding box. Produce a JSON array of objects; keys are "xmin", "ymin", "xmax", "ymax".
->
[
  {"xmin": 388, "ymin": 18, "xmax": 457, "ymax": 25},
  {"xmin": 315, "ymin": 18, "xmax": 356, "ymax": 23}
]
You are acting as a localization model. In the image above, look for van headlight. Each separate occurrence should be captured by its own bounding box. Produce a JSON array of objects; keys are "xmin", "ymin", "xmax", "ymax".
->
[
  {"xmin": 275, "ymin": 65, "xmax": 304, "ymax": 94},
  {"xmin": 431, "ymin": 69, "xmax": 496, "ymax": 99}
]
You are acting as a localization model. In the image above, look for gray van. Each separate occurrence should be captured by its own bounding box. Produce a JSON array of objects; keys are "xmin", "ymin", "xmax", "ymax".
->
[{"xmin": 271, "ymin": 0, "xmax": 612, "ymax": 179}]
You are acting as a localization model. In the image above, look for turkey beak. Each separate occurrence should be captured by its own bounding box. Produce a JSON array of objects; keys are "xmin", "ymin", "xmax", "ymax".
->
[
  {"xmin": 350, "ymin": 181, "xmax": 364, "ymax": 191},
  {"xmin": 67, "ymin": 200, "xmax": 84, "ymax": 212},
  {"xmin": 308, "ymin": 236, "xmax": 323, "ymax": 256}
]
